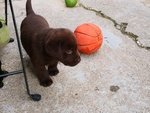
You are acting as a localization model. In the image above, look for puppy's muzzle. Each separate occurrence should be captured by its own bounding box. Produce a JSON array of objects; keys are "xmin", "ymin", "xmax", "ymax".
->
[{"xmin": 70, "ymin": 56, "xmax": 81, "ymax": 66}]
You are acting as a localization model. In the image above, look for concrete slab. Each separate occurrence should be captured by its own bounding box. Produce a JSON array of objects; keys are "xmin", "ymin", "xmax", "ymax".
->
[{"xmin": 0, "ymin": 0, "xmax": 150, "ymax": 113}]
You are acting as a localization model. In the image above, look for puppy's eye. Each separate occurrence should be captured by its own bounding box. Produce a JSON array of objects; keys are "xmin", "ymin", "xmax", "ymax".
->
[{"xmin": 65, "ymin": 50, "xmax": 73, "ymax": 55}]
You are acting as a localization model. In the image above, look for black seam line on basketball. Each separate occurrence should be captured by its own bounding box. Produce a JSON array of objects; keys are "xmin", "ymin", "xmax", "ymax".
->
[
  {"xmin": 86, "ymin": 24, "xmax": 101, "ymax": 38},
  {"xmin": 87, "ymin": 24, "xmax": 102, "ymax": 41},
  {"xmin": 75, "ymin": 31, "xmax": 100, "ymax": 37},
  {"xmin": 80, "ymin": 45, "xmax": 100, "ymax": 52},
  {"xmin": 78, "ymin": 40, "xmax": 102, "ymax": 46}
]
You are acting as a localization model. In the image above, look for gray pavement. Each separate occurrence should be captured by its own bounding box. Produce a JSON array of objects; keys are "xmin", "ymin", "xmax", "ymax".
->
[{"xmin": 0, "ymin": 0, "xmax": 150, "ymax": 113}]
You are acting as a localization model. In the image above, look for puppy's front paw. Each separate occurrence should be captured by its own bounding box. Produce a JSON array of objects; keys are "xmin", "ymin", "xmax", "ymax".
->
[
  {"xmin": 48, "ymin": 69, "xmax": 59, "ymax": 76},
  {"xmin": 40, "ymin": 78, "xmax": 53, "ymax": 87},
  {"xmin": 48, "ymin": 67, "xmax": 59, "ymax": 76}
]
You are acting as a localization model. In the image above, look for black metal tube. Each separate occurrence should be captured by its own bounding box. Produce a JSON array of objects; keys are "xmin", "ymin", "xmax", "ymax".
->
[
  {"xmin": 8, "ymin": 0, "xmax": 30, "ymax": 95},
  {"xmin": 0, "ymin": 70, "xmax": 23, "ymax": 77},
  {"xmin": 5, "ymin": 0, "xmax": 8, "ymax": 25}
]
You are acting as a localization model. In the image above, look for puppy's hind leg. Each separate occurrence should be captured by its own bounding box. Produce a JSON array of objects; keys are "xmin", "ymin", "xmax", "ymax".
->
[{"xmin": 48, "ymin": 62, "xmax": 59, "ymax": 76}]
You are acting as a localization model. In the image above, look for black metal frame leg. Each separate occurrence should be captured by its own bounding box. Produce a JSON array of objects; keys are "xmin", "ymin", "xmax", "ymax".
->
[
  {"xmin": 0, "ymin": 0, "xmax": 41, "ymax": 101},
  {"xmin": 0, "ymin": 61, "xmax": 8, "ymax": 88}
]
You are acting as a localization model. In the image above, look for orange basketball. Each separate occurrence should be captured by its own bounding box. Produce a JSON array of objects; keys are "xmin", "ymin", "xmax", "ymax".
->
[{"xmin": 74, "ymin": 23, "xmax": 103, "ymax": 54}]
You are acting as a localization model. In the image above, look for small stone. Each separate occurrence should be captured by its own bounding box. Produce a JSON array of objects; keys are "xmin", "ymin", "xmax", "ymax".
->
[
  {"xmin": 75, "ymin": 93, "xmax": 78, "ymax": 96},
  {"xmin": 110, "ymin": 85, "xmax": 120, "ymax": 92},
  {"xmin": 95, "ymin": 87, "xmax": 99, "ymax": 91}
]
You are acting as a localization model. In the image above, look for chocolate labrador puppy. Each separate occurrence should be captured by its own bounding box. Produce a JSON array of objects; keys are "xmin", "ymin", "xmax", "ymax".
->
[{"xmin": 21, "ymin": 0, "xmax": 81, "ymax": 87}]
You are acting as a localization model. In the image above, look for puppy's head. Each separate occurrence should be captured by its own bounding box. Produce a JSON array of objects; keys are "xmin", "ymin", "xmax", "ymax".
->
[{"xmin": 45, "ymin": 28, "xmax": 81, "ymax": 66}]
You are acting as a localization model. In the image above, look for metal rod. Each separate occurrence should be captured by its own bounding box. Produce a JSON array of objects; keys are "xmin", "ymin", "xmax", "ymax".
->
[
  {"xmin": 8, "ymin": 0, "xmax": 30, "ymax": 95},
  {"xmin": 0, "ymin": 70, "xmax": 23, "ymax": 77},
  {"xmin": 5, "ymin": 0, "xmax": 8, "ymax": 25},
  {"xmin": 3, "ymin": 0, "xmax": 41, "ymax": 101}
]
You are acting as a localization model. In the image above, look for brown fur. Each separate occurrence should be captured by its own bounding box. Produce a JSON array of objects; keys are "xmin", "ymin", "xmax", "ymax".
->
[{"xmin": 21, "ymin": 0, "xmax": 80, "ymax": 87}]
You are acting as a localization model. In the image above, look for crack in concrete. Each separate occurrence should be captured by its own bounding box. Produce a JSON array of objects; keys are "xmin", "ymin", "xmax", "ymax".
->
[{"xmin": 79, "ymin": 3, "xmax": 150, "ymax": 51}]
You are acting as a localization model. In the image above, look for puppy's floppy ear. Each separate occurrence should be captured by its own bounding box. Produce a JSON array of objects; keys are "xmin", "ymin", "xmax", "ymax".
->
[{"xmin": 44, "ymin": 29, "xmax": 62, "ymax": 57}]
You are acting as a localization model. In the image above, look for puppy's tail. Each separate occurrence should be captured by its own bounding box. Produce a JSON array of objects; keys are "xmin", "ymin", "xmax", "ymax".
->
[{"xmin": 26, "ymin": 0, "xmax": 35, "ymax": 16}]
